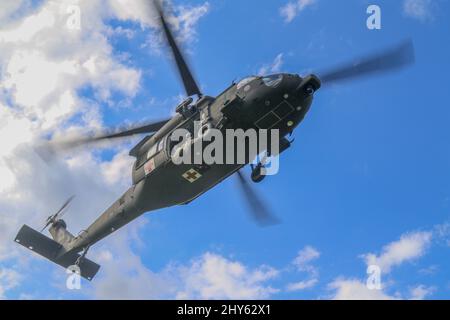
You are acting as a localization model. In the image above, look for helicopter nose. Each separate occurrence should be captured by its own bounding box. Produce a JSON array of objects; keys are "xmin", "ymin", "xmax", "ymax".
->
[
  {"xmin": 269, "ymin": 74, "xmax": 321, "ymax": 132},
  {"xmin": 294, "ymin": 74, "xmax": 321, "ymax": 97}
]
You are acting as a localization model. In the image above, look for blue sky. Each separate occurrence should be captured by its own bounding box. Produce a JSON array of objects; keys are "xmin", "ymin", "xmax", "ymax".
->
[{"xmin": 0, "ymin": 0, "xmax": 449, "ymax": 300}]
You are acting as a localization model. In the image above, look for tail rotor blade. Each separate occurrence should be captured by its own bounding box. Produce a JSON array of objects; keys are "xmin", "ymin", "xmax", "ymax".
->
[
  {"xmin": 320, "ymin": 39, "xmax": 415, "ymax": 85},
  {"xmin": 41, "ymin": 195, "xmax": 75, "ymax": 232},
  {"xmin": 56, "ymin": 195, "xmax": 75, "ymax": 219},
  {"xmin": 236, "ymin": 170, "xmax": 279, "ymax": 226},
  {"xmin": 41, "ymin": 220, "xmax": 52, "ymax": 233}
]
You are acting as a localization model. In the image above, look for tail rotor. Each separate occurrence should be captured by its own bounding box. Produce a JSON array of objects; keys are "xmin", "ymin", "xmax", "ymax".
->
[{"xmin": 41, "ymin": 195, "xmax": 75, "ymax": 232}]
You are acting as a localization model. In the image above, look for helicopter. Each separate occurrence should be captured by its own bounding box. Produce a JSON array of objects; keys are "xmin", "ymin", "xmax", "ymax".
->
[{"xmin": 14, "ymin": 1, "xmax": 415, "ymax": 280}]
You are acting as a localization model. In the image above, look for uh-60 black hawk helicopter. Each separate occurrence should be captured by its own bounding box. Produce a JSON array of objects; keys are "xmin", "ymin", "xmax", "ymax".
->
[{"xmin": 15, "ymin": 1, "xmax": 415, "ymax": 280}]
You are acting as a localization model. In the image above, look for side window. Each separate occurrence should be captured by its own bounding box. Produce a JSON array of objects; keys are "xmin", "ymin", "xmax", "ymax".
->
[
  {"xmin": 136, "ymin": 153, "xmax": 147, "ymax": 168},
  {"xmin": 147, "ymin": 144, "xmax": 158, "ymax": 159},
  {"xmin": 167, "ymin": 133, "xmax": 180, "ymax": 154},
  {"xmin": 157, "ymin": 139, "xmax": 165, "ymax": 152},
  {"xmin": 136, "ymin": 141, "xmax": 162, "ymax": 169}
]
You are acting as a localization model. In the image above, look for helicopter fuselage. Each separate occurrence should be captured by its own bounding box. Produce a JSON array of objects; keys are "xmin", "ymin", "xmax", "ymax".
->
[{"xmin": 63, "ymin": 73, "xmax": 321, "ymax": 253}]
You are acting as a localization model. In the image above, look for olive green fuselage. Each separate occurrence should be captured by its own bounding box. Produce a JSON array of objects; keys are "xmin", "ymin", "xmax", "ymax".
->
[{"xmin": 66, "ymin": 73, "xmax": 320, "ymax": 253}]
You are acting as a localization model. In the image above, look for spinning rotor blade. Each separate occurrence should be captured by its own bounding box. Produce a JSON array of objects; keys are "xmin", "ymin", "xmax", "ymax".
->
[
  {"xmin": 86, "ymin": 119, "xmax": 171, "ymax": 141},
  {"xmin": 41, "ymin": 195, "xmax": 75, "ymax": 232},
  {"xmin": 320, "ymin": 39, "xmax": 415, "ymax": 85},
  {"xmin": 153, "ymin": 0, "xmax": 202, "ymax": 97},
  {"xmin": 54, "ymin": 195, "xmax": 75, "ymax": 219},
  {"xmin": 40, "ymin": 118, "xmax": 170, "ymax": 155},
  {"xmin": 236, "ymin": 170, "xmax": 279, "ymax": 226}
]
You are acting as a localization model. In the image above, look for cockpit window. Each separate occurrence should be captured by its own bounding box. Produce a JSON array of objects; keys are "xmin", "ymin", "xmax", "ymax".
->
[
  {"xmin": 237, "ymin": 76, "xmax": 258, "ymax": 90},
  {"xmin": 262, "ymin": 74, "xmax": 283, "ymax": 88}
]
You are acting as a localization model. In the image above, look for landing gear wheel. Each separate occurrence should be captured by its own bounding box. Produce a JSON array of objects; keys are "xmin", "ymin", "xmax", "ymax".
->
[{"xmin": 251, "ymin": 164, "xmax": 265, "ymax": 183}]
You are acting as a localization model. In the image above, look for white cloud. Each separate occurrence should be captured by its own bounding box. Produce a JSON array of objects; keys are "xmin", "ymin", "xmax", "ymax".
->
[
  {"xmin": 418, "ymin": 265, "xmax": 439, "ymax": 275},
  {"xmin": 286, "ymin": 278, "xmax": 318, "ymax": 291},
  {"xmin": 280, "ymin": 0, "xmax": 316, "ymax": 23},
  {"xmin": 0, "ymin": 1, "xmax": 32, "ymax": 26},
  {"xmin": 176, "ymin": 253, "xmax": 279, "ymax": 300},
  {"xmin": 0, "ymin": 0, "xmax": 207, "ymax": 296},
  {"xmin": 286, "ymin": 246, "xmax": 320, "ymax": 292},
  {"xmin": 434, "ymin": 222, "xmax": 450, "ymax": 246},
  {"xmin": 0, "ymin": 268, "xmax": 22, "ymax": 299},
  {"xmin": 403, "ymin": 0, "xmax": 434, "ymax": 22},
  {"xmin": 328, "ymin": 230, "xmax": 435, "ymax": 300},
  {"xmin": 92, "ymin": 224, "xmax": 280, "ymax": 300},
  {"xmin": 363, "ymin": 231, "xmax": 432, "ymax": 273},
  {"xmin": 93, "ymin": 224, "xmax": 340, "ymax": 300},
  {"xmin": 100, "ymin": 151, "xmax": 135, "ymax": 188},
  {"xmin": 258, "ymin": 53, "xmax": 284, "ymax": 76},
  {"xmin": 293, "ymin": 245, "xmax": 320, "ymax": 272},
  {"xmin": 143, "ymin": 2, "xmax": 210, "ymax": 55},
  {"xmin": 107, "ymin": 0, "xmax": 154, "ymax": 26},
  {"xmin": 409, "ymin": 285, "xmax": 435, "ymax": 300},
  {"xmin": 0, "ymin": 2, "xmax": 142, "ymax": 128},
  {"xmin": 0, "ymin": 0, "xmax": 146, "ymax": 266},
  {"xmin": 0, "ymin": 6, "xmax": 55, "ymax": 42},
  {"xmin": 329, "ymin": 278, "xmax": 396, "ymax": 300},
  {"xmin": 92, "ymin": 226, "xmax": 444, "ymax": 300},
  {"xmin": 105, "ymin": 0, "xmax": 210, "ymax": 43},
  {"xmin": 170, "ymin": 3, "xmax": 210, "ymax": 43},
  {"xmin": 91, "ymin": 223, "xmax": 177, "ymax": 300}
]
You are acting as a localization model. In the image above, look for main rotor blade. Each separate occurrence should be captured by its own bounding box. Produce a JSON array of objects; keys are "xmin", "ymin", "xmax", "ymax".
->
[
  {"xmin": 236, "ymin": 170, "xmax": 279, "ymax": 226},
  {"xmin": 153, "ymin": 0, "xmax": 202, "ymax": 97},
  {"xmin": 320, "ymin": 39, "xmax": 415, "ymax": 85},
  {"xmin": 84, "ymin": 119, "xmax": 170, "ymax": 141},
  {"xmin": 41, "ymin": 118, "xmax": 170, "ymax": 153}
]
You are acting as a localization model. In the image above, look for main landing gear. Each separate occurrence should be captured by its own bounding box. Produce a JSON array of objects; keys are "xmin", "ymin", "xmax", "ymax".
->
[
  {"xmin": 250, "ymin": 137, "xmax": 293, "ymax": 183},
  {"xmin": 75, "ymin": 246, "xmax": 90, "ymax": 266},
  {"xmin": 250, "ymin": 162, "xmax": 266, "ymax": 183}
]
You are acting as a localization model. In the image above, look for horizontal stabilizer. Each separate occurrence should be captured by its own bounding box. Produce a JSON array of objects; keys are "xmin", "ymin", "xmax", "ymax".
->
[{"xmin": 15, "ymin": 225, "xmax": 100, "ymax": 281}]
